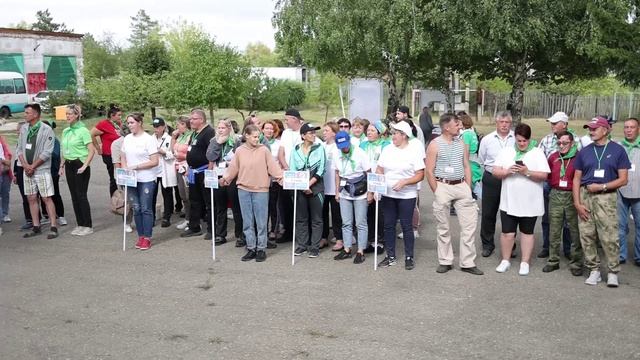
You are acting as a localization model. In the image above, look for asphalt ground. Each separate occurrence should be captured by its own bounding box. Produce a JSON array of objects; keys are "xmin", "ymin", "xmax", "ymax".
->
[{"xmin": 2, "ymin": 161, "xmax": 640, "ymax": 360}]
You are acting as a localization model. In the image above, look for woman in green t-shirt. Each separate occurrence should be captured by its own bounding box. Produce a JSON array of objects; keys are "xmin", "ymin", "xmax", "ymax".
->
[
  {"xmin": 458, "ymin": 113, "xmax": 483, "ymax": 198},
  {"xmin": 60, "ymin": 104, "xmax": 96, "ymax": 236}
]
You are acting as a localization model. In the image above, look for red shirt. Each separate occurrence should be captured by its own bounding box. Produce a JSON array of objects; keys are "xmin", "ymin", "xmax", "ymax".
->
[
  {"xmin": 547, "ymin": 151, "xmax": 577, "ymax": 191},
  {"xmin": 95, "ymin": 119, "xmax": 121, "ymax": 156}
]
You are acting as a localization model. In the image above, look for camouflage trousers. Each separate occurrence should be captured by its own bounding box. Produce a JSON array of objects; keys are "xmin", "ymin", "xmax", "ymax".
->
[
  {"xmin": 578, "ymin": 188, "xmax": 620, "ymax": 273},
  {"xmin": 548, "ymin": 189, "xmax": 583, "ymax": 268}
]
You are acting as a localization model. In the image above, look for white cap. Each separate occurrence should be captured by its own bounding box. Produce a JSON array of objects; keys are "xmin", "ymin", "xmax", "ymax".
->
[
  {"xmin": 547, "ymin": 111, "xmax": 569, "ymax": 123},
  {"xmin": 390, "ymin": 121, "xmax": 414, "ymax": 138}
]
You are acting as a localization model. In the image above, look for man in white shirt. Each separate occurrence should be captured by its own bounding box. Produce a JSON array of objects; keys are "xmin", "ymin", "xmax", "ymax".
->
[
  {"xmin": 277, "ymin": 109, "xmax": 304, "ymax": 243},
  {"xmin": 478, "ymin": 111, "xmax": 515, "ymax": 257},
  {"xmin": 396, "ymin": 105, "xmax": 425, "ymax": 147}
]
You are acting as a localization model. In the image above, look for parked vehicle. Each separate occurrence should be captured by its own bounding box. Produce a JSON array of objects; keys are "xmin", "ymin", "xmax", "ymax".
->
[{"xmin": 0, "ymin": 71, "xmax": 28, "ymax": 118}]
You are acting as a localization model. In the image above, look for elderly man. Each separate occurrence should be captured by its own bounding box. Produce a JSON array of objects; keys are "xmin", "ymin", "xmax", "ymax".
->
[
  {"xmin": 426, "ymin": 113, "xmax": 483, "ymax": 275},
  {"xmin": 573, "ymin": 117, "xmax": 630, "ymax": 287},
  {"xmin": 618, "ymin": 117, "xmax": 640, "ymax": 266},
  {"xmin": 478, "ymin": 111, "xmax": 515, "ymax": 257}
]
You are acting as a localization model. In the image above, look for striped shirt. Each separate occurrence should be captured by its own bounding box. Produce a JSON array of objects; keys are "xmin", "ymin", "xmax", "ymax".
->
[{"xmin": 434, "ymin": 136, "xmax": 465, "ymax": 180}]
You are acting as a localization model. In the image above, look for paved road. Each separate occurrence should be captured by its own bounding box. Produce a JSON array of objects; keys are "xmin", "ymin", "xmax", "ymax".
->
[{"xmin": 1, "ymin": 160, "xmax": 640, "ymax": 359}]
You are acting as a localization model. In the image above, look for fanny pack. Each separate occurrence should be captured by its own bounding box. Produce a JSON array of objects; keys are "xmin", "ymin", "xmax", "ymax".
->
[{"xmin": 341, "ymin": 173, "xmax": 367, "ymax": 197}]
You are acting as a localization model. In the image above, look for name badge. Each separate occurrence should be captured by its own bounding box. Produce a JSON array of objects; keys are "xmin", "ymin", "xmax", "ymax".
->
[
  {"xmin": 192, "ymin": 140, "xmax": 197, "ymax": 146},
  {"xmin": 444, "ymin": 166, "xmax": 455, "ymax": 174},
  {"xmin": 187, "ymin": 145, "xmax": 192, "ymax": 152},
  {"xmin": 594, "ymin": 169, "xmax": 605, "ymax": 178},
  {"xmin": 631, "ymin": 164, "xmax": 636, "ymax": 172},
  {"xmin": 25, "ymin": 143, "xmax": 32, "ymax": 150},
  {"xmin": 339, "ymin": 179, "xmax": 346, "ymax": 187},
  {"xmin": 559, "ymin": 180, "xmax": 568, "ymax": 188},
  {"xmin": 216, "ymin": 162, "xmax": 227, "ymax": 176}
]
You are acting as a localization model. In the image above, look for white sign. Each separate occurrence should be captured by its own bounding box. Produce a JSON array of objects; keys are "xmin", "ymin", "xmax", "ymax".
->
[
  {"xmin": 283, "ymin": 171, "xmax": 310, "ymax": 190},
  {"xmin": 367, "ymin": 173, "xmax": 387, "ymax": 194},
  {"xmin": 116, "ymin": 169, "xmax": 137, "ymax": 187},
  {"xmin": 204, "ymin": 170, "xmax": 219, "ymax": 189}
]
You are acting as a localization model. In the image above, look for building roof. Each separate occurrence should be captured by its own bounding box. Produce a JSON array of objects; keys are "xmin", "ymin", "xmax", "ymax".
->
[{"xmin": 0, "ymin": 27, "xmax": 83, "ymax": 39}]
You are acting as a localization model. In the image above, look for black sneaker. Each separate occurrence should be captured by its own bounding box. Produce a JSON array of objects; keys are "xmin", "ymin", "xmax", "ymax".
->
[
  {"xmin": 308, "ymin": 249, "xmax": 319, "ymax": 258},
  {"xmin": 241, "ymin": 250, "xmax": 256, "ymax": 261},
  {"xmin": 161, "ymin": 219, "xmax": 170, "ymax": 228},
  {"xmin": 256, "ymin": 250, "xmax": 267, "ymax": 262},
  {"xmin": 214, "ymin": 237, "xmax": 227, "ymax": 246},
  {"xmin": 333, "ymin": 249, "xmax": 352, "ymax": 260},
  {"xmin": 537, "ymin": 248, "xmax": 549, "ymax": 258},
  {"xmin": 405, "ymin": 257, "xmax": 415, "ymax": 270},
  {"xmin": 378, "ymin": 256, "xmax": 397, "ymax": 267},
  {"xmin": 294, "ymin": 247, "xmax": 306, "ymax": 256},
  {"xmin": 266, "ymin": 240, "xmax": 277, "ymax": 249},
  {"xmin": 235, "ymin": 238, "xmax": 246, "ymax": 248},
  {"xmin": 353, "ymin": 253, "xmax": 365, "ymax": 264},
  {"xmin": 364, "ymin": 244, "xmax": 384, "ymax": 254},
  {"xmin": 180, "ymin": 228, "xmax": 203, "ymax": 238}
]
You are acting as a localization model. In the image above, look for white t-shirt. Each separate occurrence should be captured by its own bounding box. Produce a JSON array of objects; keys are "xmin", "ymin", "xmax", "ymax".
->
[
  {"xmin": 323, "ymin": 142, "xmax": 338, "ymax": 196},
  {"xmin": 268, "ymin": 139, "xmax": 281, "ymax": 160},
  {"xmin": 122, "ymin": 132, "xmax": 159, "ymax": 183},
  {"xmin": 495, "ymin": 147, "xmax": 550, "ymax": 217},
  {"xmin": 333, "ymin": 146, "xmax": 370, "ymax": 200},
  {"xmin": 409, "ymin": 138, "xmax": 426, "ymax": 190},
  {"xmin": 377, "ymin": 143, "xmax": 425, "ymax": 199}
]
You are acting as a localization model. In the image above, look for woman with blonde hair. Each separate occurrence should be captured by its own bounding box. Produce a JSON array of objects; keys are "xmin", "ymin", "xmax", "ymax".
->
[{"xmin": 60, "ymin": 104, "xmax": 96, "ymax": 236}]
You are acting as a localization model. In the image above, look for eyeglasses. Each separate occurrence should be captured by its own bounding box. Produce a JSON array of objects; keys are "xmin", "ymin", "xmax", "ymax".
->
[
  {"xmin": 556, "ymin": 141, "xmax": 571, "ymax": 146},
  {"xmin": 339, "ymin": 125, "xmax": 350, "ymax": 129}
]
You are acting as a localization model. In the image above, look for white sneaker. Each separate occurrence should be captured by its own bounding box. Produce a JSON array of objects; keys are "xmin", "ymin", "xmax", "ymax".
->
[
  {"xmin": 71, "ymin": 226, "xmax": 82, "ymax": 235},
  {"xmin": 585, "ymin": 271, "xmax": 602, "ymax": 285},
  {"xmin": 58, "ymin": 216, "xmax": 68, "ymax": 226},
  {"xmin": 176, "ymin": 220, "xmax": 189, "ymax": 230},
  {"xmin": 125, "ymin": 225, "xmax": 133, "ymax": 233},
  {"xmin": 607, "ymin": 273, "xmax": 619, "ymax": 288},
  {"xmin": 397, "ymin": 230, "xmax": 420, "ymax": 239},
  {"xmin": 519, "ymin": 262, "xmax": 530, "ymax": 276},
  {"xmin": 78, "ymin": 227, "xmax": 94, "ymax": 236},
  {"xmin": 227, "ymin": 208, "xmax": 233, "ymax": 220},
  {"xmin": 496, "ymin": 260, "xmax": 511, "ymax": 273},
  {"xmin": 3, "ymin": 215, "xmax": 11, "ymax": 223}
]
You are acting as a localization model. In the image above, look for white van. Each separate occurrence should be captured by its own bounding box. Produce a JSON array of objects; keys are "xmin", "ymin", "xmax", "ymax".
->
[{"xmin": 0, "ymin": 71, "xmax": 29, "ymax": 118}]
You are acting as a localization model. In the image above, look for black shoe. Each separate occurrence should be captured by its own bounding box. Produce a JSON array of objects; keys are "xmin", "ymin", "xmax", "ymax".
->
[
  {"xmin": 620, "ymin": 259, "xmax": 627, "ymax": 264},
  {"xmin": 353, "ymin": 253, "xmax": 365, "ymax": 264},
  {"xmin": 214, "ymin": 237, "xmax": 227, "ymax": 246},
  {"xmin": 564, "ymin": 253, "xmax": 572, "ymax": 260},
  {"xmin": 542, "ymin": 264, "xmax": 560, "ymax": 273},
  {"xmin": 511, "ymin": 243, "xmax": 517, "ymax": 258},
  {"xmin": 308, "ymin": 249, "xmax": 319, "ymax": 258},
  {"xmin": 570, "ymin": 268, "xmax": 584, "ymax": 276},
  {"xmin": 161, "ymin": 219, "xmax": 170, "ymax": 228},
  {"xmin": 235, "ymin": 238, "xmax": 246, "ymax": 248},
  {"xmin": 294, "ymin": 247, "xmax": 306, "ymax": 256},
  {"xmin": 266, "ymin": 240, "xmax": 277, "ymax": 249},
  {"xmin": 461, "ymin": 266, "xmax": 484, "ymax": 275},
  {"xmin": 364, "ymin": 244, "xmax": 384, "ymax": 254},
  {"xmin": 23, "ymin": 226, "xmax": 42, "ymax": 238},
  {"xmin": 537, "ymin": 248, "xmax": 549, "ymax": 258},
  {"xmin": 378, "ymin": 256, "xmax": 397, "ymax": 267},
  {"xmin": 635, "ymin": 260, "xmax": 640, "ymax": 267},
  {"xmin": 436, "ymin": 264, "xmax": 453, "ymax": 273},
  {"xmin": 334, "ymin": 249, "xmax": 352, "ymax": 260},
  {"xmin": 47, "ymin": 227, "xmax": 58, "ymax": 239},
  {"xmin": 241, "ymin": 250, "xmax": 256, "ymax": 261},
  {"xmin": 275, "ymin": 236, "xmax": 291, "ymax": 244},
  {"xmin": 405, "ymin": 257, "xmax": 415, "ymax": 270},
  {"xmin": 180, "ymin": 228, "xmax": 203, "ymax": 238},
  {"xmin": 481, "ymin": 248, "xmax": 494, "ymax": 257},
  {"xmin": 204, "ymin": 232, "xmax": 212, "ymax": 241},
  {"xmin": 180, "ymin": 213, "xmax": 186, "ymax": 218},
  {"xmin": 256, "ymin": 250, "xmax": 267, "ymax": 262}
]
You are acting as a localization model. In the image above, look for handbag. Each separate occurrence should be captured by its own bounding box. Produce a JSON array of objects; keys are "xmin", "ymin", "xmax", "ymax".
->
[
  {"xmin": 343, "ymin": 173, "xmax": 368, "ymax": 197},
  {"xmin": 110, "ymin": 189, "xmax": 126, "ymax": 215}
]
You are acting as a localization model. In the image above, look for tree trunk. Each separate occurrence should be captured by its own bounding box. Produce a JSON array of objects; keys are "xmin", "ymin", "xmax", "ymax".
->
[
  {"xmin": 208, "ymin": 105, "xmax": 215, "ymax": 122},
  {"xmin": 150, "ymin": 106, "xmax": 156, "ymax": 119},
  {"xmin": 507, "ymin": 62, "xmax": 527, "ymax": 125},
  {"xmin": 385, "ymin": 72, "xmax": 400, "ymax": 122},
  {"xmin": 324, "ymin": 105, "xmax": 329, "ymax": 122}
]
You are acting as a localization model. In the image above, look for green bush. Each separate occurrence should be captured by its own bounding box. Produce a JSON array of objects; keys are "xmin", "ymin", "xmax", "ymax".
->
[
  {"xmin": 47, "ymin": 89, "xmax": 101, "ymax": 117},
  {"xmin": 256, "ymin": 79, "xmax": 306, "ymax": 111}
]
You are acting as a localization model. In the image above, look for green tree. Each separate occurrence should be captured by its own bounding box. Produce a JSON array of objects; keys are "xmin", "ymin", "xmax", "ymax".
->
[
  {"xmin": 83, "ymin": 33, "xmax": 123, "ymax": 80},
  {"xmin": 132, "ymin": 39, "xmax": 170, "ymax": 76},
  {"xmin": 31, "ymin": 9, "xmax": 73, "ymax": 32},
  {"xmin": 129, "ymin": 9, "xmax": 160, "ymax": 47},
  {"xmin": 244, "ymin": 42, "xmax": 279, "ymax": 67},
  {"xmin": 87, "ymin": 71, "xmax": 163, "ymax": 115},
  {"xmin": 306, "ymin": 72, "xmax": 343, "ymax": 121}
]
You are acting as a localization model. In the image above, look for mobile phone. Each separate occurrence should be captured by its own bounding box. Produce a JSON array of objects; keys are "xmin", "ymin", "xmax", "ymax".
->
[{"xmin": 515, "ymin": 160, "xmax": 524, "ymax": 166}]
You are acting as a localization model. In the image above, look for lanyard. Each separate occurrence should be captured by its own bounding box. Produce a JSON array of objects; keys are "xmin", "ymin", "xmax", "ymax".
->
[
  {"xmin": 559, "ymin": 158, "xmax": 571, "ymax": 178},
  {"xmin": 593, "ymin": 141, "xmax": 609, "ymax": 170},
  {"xmin": 27, "ymin": 121, "xmax": 41, "ymax": 142},
  {"xmin": 340, "ymin": 147, "xmax": 355, "ymax": 174}
]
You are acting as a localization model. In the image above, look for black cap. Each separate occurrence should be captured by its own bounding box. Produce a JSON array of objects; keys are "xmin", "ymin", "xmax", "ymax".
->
[
  {"xmin": 152, "ymin": 117, "xmax": 166, "ymax": 127},
  {"xmin": 285, "ymin": 108, "xmax": 302, "ymax": 119},
  {"xmin": 300, "ymin": 123, "xmax": 320, "ymax": 135},
  {"xmin": 397, "ymin": 105, "xmax": 412, "ymax": 118}
]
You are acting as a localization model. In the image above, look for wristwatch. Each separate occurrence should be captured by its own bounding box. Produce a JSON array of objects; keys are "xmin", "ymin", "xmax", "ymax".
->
[
  {"xmin": 525, "ymin": 171, "xmax": 531, "ymax": 178},
  {"xmin": 602, "ymin": 183, "xmax": 608, "ymax": 192}
]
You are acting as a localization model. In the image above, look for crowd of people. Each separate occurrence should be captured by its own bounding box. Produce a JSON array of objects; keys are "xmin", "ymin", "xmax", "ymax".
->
[{"xmin": 4, "ymin": 103, "xmax": 640, "ymax": 288}]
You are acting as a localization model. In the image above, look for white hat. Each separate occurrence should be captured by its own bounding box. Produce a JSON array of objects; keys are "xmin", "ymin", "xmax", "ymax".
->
[
  {"xmin": 547, "ymin": 111, "xmax": 569, "ymax": 123},
  {"xmin": 390, "ymin": 121, "xmax": 413, "ymax": 138}
]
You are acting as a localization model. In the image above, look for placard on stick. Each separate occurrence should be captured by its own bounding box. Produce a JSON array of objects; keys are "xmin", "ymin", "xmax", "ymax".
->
[
  {"xmin": 204, "ymin": 170, "xmax": 219, "ymax": 189},
  {"xmin": 116, "ymin": 168, "xmax": 137, "ymax": 187},
  {"xmin": 283, "ymin": 170, "xmax": 310, "ymax": 190},
  {"xmin": 367, "ymin": 173, "xmax": 387, "ymax": 195}
]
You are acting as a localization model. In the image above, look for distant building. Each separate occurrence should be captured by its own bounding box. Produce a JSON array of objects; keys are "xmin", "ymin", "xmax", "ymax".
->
[
  {"xmin": 0, "ymin": 28, "xmax": 84, "ymax": 95},
  {"xmin": 252, "ymin": 67, "xmax": 309, "ymax": 83}
]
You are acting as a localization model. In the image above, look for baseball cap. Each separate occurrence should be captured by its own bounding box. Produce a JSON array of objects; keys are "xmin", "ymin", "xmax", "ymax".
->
[
  {"xmin": 335, "ymin": 131, "xmax": 351, "ymax": 149},
  {"xmin": 547, "ymin": 111, "xmax": 569, "ymax": 124},
  {"xmin": 300, "ymin": 123, "xmax": 320, "ymax": 135},
  {"xmin": 285, "ymin": 108, "xmax": 302, "ymax": 119},
  {"xmin": 152, "ymin": 117, "xmax": 166, "ymax": 127},
  {"xmin": 583, "ymin": 116, "xmax": 611, "ymax": 130},
  {"xmin": 390, "ymin": 121, "xmax": 413, "ymax": 137},
  {"xmin": 373, "ymin": 120, "xmax": 388, "ymax": 134},
  {"xmin": 397, "ymin": 105, "xmax": 412, "ymax": 118}
]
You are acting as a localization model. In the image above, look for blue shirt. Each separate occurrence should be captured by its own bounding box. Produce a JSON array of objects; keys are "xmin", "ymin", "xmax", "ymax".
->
[{"xmin": 574, "ymin": 141, "xmax": 630, "ymax": 185}]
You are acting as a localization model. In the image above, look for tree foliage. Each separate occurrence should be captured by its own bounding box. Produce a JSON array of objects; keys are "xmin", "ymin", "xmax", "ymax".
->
[
  {"xmin": 306, "ymin": 72, "xmax": 343, "ymax": 121},
  {"xmin": 128, "ymin": 9, "xmax": 161, "ymax": 47},
  {"xmin": 31, "ymin": 9, "xmax": 73, "ymax": 32},
  {"xmin": 132, "ymin": 39, "xmax": 170, "ymax": 76},
  {"xmin": 244, "ymin": 42, "xmax": 279, "ymax": 67},
  {"xmin": 83, "ymin": 33, "xmax": 123, "ymax": 80}
]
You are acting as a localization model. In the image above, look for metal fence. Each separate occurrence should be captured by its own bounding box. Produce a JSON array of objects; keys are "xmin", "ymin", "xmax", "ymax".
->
[{"xmin": 484, "ymin": 91, "xmax": 640, "ymax": 121}]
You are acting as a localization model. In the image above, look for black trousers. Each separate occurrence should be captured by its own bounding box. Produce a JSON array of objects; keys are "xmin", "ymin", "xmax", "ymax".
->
[
  {"xmin": 213, "ymin": 179, "xmax": 243, "ymax": 240},
  {"xmin": 14, "ymin": 164, "xmax": 32, "ymax": 222},
  {"xmin": 153, "ymin": 177, "xmax": 175, "ymax": 222},
  {"xmin": 51, "ymin": 174, "xmax": 64, "ymax": 217},
  {"xmin": 367, "ymin": 201, "xmax": 384, "ymax": 242},
  {"xmin": 295, "ymin": 191, "xmax": 324, "ymax": 251},
  {"xmin": 268, "ymin": 182, "xmax": 282, "ymax": 233},
  {"xmin": 480, "ymin": 171, "xmax": 502, "ymax": 251},
  {"xmin": 281, "ymin": 189, "xmax": 294, "ymax": 242},
  {"xmin": 188, "ymin": 172, "xmax": 211, "ymax": 233},
  {"xmin": 65, "ymin": 159, "xmax": 92, "ymax": 227},
  {"xmin": 322, "ymin": 194, "xmax": 342, "ymax": 240},
  {"xmin": 102, "ymin": 154, "xmax": 117, "ymax": 196}
]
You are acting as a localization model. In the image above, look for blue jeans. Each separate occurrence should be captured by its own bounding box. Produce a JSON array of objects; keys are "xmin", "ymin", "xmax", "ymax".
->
[
  {"xmin": 382, "ymin": 196, "xmax": 416, "ymax": 258},
  {"xmin": 238, "ymin": 189, "xmax": 269, "ymax": 250},
  {"xmin": 618, "ymin": 194, "xmax": 640, "ymax": 262},
  {"xmin": 0, "ymin": 172, "xmax": 11, "ymax": 217},
  {"xmin": 542, "ymin": 181, "xmax": 571, "ymax": 254},
  {"xmin": 128, "ymin": 181, "xmax": 156, "ymax": 238},
  {"xmin": 339, "ymin": 196, "xmax": 368, "ymax": 251}
]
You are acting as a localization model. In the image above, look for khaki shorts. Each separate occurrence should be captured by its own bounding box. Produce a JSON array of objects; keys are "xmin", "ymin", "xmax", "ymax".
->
[{"xmin": 23, "ymin": 172, "xmax": 55, "ymax": 197}]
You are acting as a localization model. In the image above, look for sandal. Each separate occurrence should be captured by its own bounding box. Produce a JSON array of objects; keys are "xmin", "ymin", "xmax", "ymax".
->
[
  {"xmin": 332, "ymin": 240, "xmax": 344, "ymax": 252},
  {"xmin": 23, "ymin": 227, "xmax": 42, "ymax": 238},
  {"xmin": 47, "ymin": 230, "xmax": 59, "ymax": 239}
]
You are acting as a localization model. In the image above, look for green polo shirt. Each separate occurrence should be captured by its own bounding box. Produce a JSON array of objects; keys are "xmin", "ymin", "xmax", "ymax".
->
[{"xmin": 61, "ymin": 121, "xmax": 92, "ymax": 162}]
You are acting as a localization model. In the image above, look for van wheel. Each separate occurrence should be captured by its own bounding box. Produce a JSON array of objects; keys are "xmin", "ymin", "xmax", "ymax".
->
[{"xmin": 0, "ymin": 107, "xmax": 10, "ymax": 119}]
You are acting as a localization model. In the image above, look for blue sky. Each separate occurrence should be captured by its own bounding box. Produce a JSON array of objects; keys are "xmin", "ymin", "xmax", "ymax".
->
[{"xmin": 1, "ymin": 0, "xmax": 278, "ymax": 50}]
